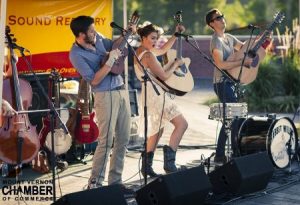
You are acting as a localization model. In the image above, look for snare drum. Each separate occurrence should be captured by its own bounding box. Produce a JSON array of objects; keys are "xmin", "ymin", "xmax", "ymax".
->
[
  {"xmin": 209, "ymin": 103, "xmax": 248, "ymax": 120},
  {"xmin": 238, "ymin": 116, "xmax": 298, "ymax": 168}
]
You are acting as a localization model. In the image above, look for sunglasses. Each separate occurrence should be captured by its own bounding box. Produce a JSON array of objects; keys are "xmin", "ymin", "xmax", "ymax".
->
[{"xmin": 211, "ymin": 15, "xmax": 224, "ymax": 22}]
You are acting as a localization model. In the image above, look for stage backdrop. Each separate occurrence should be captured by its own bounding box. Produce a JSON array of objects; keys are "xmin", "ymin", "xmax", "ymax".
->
[{"xmin": 7, "ymin": 0, "xmax": 113, "ymax": 77}]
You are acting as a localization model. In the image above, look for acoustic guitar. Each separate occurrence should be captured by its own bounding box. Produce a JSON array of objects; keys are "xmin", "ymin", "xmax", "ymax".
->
[
  {"xmin": 104, "ymin": 10, "xmax": 140, "ymax": 75},
  {"xmin": 226, "ymin": 12, "xmax": 285, "ymax": 84},
  {"xmin": 134, "ymin": 11, "xmax": 194, "ymax": 96},
  {"xmin": 39, "ymin": 70, "xmax": 72, "ymax": 155}
]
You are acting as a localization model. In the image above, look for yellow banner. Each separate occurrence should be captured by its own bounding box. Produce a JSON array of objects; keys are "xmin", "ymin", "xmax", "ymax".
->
[{"xmin": 6, "ymin": 0, "xmax": 113, "ymax": 77}]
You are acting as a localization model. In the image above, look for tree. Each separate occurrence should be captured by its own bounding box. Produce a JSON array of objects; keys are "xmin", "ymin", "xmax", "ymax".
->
[{"xmin": 113, "ymin": 0, "xmax": 298, "ymax": 35}]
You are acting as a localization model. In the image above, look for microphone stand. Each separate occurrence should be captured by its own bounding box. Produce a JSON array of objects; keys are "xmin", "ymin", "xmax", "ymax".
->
[
  {"xmin": 183, "ymin": 36, "xmax": 238, "ymax": 160},
  {"xmin": 122, "ymin": 36, "xmax": 160, "ymax": 185},
  {"xmin": 235, "ymin": 27, "xmax": 257, "ymax": 101},
  {"xmin": 181, "ymin": 36, "xmax": 237, "ymax": 87},
  {"xmin": 19, "ymin": 48, "xmax": 69, "ymax": 203}
]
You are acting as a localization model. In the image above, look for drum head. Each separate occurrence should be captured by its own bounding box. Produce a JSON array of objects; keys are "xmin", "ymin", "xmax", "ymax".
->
[{"xmin": 268, "ymin": 117, "xmax": 298, "ymax": 168}]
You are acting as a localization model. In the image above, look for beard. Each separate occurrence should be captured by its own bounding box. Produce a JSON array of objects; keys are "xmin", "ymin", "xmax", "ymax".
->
[{"xmin": 84, "ymin": 35, "xmax": 95, "ymax": 45}]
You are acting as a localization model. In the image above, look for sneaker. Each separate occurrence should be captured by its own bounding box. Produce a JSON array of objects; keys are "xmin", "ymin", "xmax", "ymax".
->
[{"xmin": 87, "ymin": 179, "xmax": 102, "ymax": 189}]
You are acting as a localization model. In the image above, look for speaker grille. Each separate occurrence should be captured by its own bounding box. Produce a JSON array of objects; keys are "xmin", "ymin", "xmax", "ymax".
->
[
  {"xmin": 136, "ymin": 166, "xmax": 211, "ymax": 205},
  {"xmin": 209, "ymin": 152, "xmax": 274, "ymax": 195}
]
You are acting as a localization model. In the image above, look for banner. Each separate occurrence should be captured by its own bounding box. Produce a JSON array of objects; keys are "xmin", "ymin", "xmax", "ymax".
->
[{"xmin": 7, "ymin": 0, "xmax": 113, "ymax": 77}]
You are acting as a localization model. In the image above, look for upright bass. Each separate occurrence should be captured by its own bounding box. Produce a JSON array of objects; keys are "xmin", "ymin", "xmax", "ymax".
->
[{"xmin": 0, "ymin": 26, "xmax": 39, "ymax": 165}]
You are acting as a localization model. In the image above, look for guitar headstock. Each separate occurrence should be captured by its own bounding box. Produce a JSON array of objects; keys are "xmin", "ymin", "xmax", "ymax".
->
[
  {"xmin": 174, "ymin": 10, "xmax": 183, "ymax": 24},
  {"xmin": 129, "ymin": 10, "xmax": 140, "ymax": 26},
  {"xmin": 265, "ymin": 11, "xmax": 285, "ymax": 32},
  {"xmin": 273, "ymin": 12, "xmax": 285, "ymax": 24}
]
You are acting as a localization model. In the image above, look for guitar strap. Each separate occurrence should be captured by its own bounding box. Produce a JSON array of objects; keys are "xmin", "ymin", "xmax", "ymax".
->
[{"xmin": 135, "ymin": 50, "xmax": 155, "ymax": 81}]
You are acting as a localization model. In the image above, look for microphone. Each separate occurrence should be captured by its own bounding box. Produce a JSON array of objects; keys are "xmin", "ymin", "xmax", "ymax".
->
[
  {"xmin": 248, "ymin": 24, "xmax": 259, "ymax": 30},
  {"xmin": 110, "ymin": 22, "xmax": 126, "ymax": 32},
  {"xmin": 174, "ymin": 32, "xmax": 192, "ymax": 39}
]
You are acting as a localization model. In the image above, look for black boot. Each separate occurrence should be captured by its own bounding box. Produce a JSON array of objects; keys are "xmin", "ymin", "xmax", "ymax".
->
[
  {"xmin": 163, "ymin": 145, "xmax": 178, "ymax": 173},
  {"xmin": 141, "ymin": 152, "xmax": 159, "ymax": 178}
]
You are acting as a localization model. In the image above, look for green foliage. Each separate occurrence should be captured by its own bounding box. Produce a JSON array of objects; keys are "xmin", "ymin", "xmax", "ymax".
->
[
  {"xmin": 203, "ymin": 97, "xmax": 219, "ymax": 106},
  {"xmin": 281, "ymin": 56, "xmax": 300, "ymax": 97},
  {"xmin": 244, "ymin": 53, "xmax": 300, "ymax": 113},
  {"xmin": 113, "ymin": 0, "xmax": 299, "ymax": 35}
]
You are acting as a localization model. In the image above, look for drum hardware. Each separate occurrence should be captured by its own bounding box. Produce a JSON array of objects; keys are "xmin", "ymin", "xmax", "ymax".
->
[
  {"xmin": 238, "ymin": 115, "xmax": 298, "ymax": 169},
  {"xmin": 209, "ymin": 103, "xmax": 248, "ymax": 161},
  {"xmin": 209, "ymin": 103, "xmax": 248, "ymax": 121},
  {"xmin": 224, "ymin": 119, "xmax": 234, "ymax": 161}
]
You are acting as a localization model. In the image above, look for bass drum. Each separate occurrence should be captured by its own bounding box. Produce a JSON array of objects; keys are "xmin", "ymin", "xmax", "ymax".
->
[{"xmin": 238, "ymin": 116, "xmax": 298, "ymax": 168}]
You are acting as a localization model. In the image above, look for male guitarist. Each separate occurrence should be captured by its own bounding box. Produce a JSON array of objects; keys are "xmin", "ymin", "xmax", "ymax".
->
[
  {"xmin": 69, "ymin": 15, "xmax": 135, "ymax": 194},
  {"xmin": 205, "ymin": 9, "xmax": 271, "ymax": 164}
]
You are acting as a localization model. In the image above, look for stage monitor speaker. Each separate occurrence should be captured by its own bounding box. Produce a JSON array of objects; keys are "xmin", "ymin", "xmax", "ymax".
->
[
  {"xmin": 209, "ymin": 152, "xmax": 274, "ymax": 196},
  {"xmin": 52, "ymin": 184, "xmax": 127, "ymax": 205},
  {"xmin": 135, "ymin": 166, "xmax": 211, "ymax": 205},
  {"xmin": 20, "ymin": 73, "xmax": 50, "ymax": 133}
]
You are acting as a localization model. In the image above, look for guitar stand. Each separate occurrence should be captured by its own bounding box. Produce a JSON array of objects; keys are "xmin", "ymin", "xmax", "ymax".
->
[{"xmin": 65, "ymin": 143, "xmax": 87, "ymax": 165}]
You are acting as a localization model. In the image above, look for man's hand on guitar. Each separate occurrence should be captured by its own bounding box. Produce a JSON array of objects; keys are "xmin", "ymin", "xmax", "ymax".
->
[{"xmin": 105, "ymin": 49, "xmax": 122, "ymax": 67}]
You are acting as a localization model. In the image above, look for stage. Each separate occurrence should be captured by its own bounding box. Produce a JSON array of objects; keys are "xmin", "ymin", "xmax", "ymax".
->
[{"xmin": 1, "ymin": 82, "xmax": 300, "ymax": 205}]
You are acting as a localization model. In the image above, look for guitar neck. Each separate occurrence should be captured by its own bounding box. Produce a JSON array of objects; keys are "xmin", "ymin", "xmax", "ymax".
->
[
  {"xmin": 118, "ymin": 30, "xmax": 132, "ymax": 50},
  {"xmin": 78, "ymin": 79, "xmax": 90, "ymax": 116},
  {"xmin": 176, "ymin": 35, "xmax": 183, "ymax": 59},
  {"xmin": 251, "ymin": 16, "xmax": 280, "ymax": 53},
  {"xmin": 251, "ymin": 30, "xmax": 270, "ymax": 53}
]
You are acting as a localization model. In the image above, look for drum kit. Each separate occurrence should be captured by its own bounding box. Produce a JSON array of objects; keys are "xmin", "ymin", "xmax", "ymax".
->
[{"xmin": 209, "ymin": 102, "xmax": 299, "ymax": 169}]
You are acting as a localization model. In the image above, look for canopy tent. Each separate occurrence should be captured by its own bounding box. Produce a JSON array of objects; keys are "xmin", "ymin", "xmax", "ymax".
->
[{"xmin": 0, "ymin": 0, "xmax": 130, "ymax": 89}]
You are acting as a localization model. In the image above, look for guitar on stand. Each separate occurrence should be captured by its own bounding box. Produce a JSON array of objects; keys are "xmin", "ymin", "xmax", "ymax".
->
[
  {"xmin": 39, "ymin": 69, "xmax": 71, "ymax": 169},
  {"xmin": 74, "ymin": 79, "xmax": 99, "ymax": 144},
  {"xmin": 65, "ymin": 78, "xmax": 97, "ymax": 164}
]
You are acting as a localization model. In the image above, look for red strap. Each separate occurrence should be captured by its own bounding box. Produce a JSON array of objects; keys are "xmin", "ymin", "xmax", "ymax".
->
[{"xmin": 262, "ymin": 40, "xmax": 271, "ymax": 49}]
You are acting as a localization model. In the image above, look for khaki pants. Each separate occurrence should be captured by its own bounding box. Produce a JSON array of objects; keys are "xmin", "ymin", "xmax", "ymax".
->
[{"xmin": 90, "ymin": 89, "xmax": 131, "ymax": 185}]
